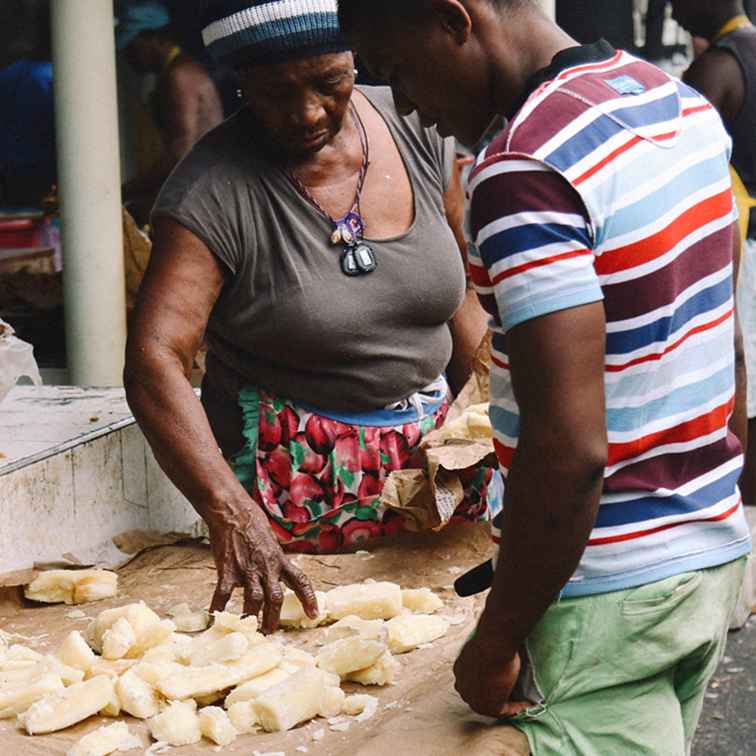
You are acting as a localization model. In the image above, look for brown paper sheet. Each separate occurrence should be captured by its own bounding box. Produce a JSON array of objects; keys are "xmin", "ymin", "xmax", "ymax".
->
[
  {"xmin": 0, "ymin": 523, "xmax": 529, "ymax": 755},
  {"xmin": 382, "ymin": 333, "xmax": 498, "ymax": 531}
]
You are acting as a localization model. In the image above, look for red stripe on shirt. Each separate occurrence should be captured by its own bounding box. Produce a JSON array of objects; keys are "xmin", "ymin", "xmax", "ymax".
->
[
  {"xmin": 491, "ymin": 248, "xmax": 593, "ymax": 285},
  {"xmin": 587, "ymin": 498, "xmax": 741, "ymax": 546},
  {"xmin": 468, "ymin": 261, "xmax": 494, "ymax": 288},
  {"xmin": 606, "ymin": 307, "xmax": 734, "ymax": 373},
  {"xmin": 595, "ymin": 189, "xmax": 733, "ymax": 275},
  {"xmin": 607, "ymin": 395, "xmax": 735, "ymax": 466},
  {"xmin": 494, "ymin": 438, "xmax": 515, "ymax": 469}
]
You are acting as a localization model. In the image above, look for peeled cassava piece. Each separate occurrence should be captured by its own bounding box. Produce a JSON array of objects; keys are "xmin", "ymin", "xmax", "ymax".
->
[
  {"xmin": 316, "ymin": 637, "xmax": 386, "ymax": 678},
  {"xmin": 25, "ymin": 570, "xmax": 118, "ymax": 606},
  {"xmin": 148, "ymin": 699, "xmax": 202, "ymax": 747},
  {"xmin": 198, "ymin": 705, "xmax": 238, "ymax": 746},
  {"xmin": 386, "ymin": 615, "xmax": 449, "ymax": 654},
  {"xmin": 86, "ymin": 603, "xmax": 174, "ymax": 659},
  {"xmin": 66, "ymin": 722, "xmax": 141, "ymax": 756},
  {"xmin": 158, "ymin": 642, "xmax": 283, "ymax": 700},
  {"xmin": 0, "ymin": 672, "xmax": 64, "ymax": 719},
  {"xmin": 187, "ymin": 631, "xmax": 248, "ymax": 667},
  {"xmin": 401, "ymin": 588, "xmax": 444, "ymax": 614},
  {"xmin": 224, "ymin": 667, "xmax": 292, "ymax": 708},
  {"xmin": 57, "ymin": 631, "xmax": 96, "ymax": 673},
  {"xmin": 324, "ymin": 616, "xmax": 387, "ymax": 643},
  {"xmin": 253, "ymin": 668, "xmax": 343, "ymax": 732},
  {"xmin": 227, "ymin": 701, "xmax": 259, "ymax": 734},
  {"xmin": 115, "ymin": 667, "xmax": 162, "ymax": 719},
  {"xmin": 20, "ymin": 675, "xmax": 116, "ymax": 735},
  {"xmin": 280, "ymin": 590, "xmax": 330, "ymax": 629},
  {"xmin": 326, "ymin": 582, "xmax": 403, "ymax": 621},
  {"xmin": 167, "ymin": 604, "xmax": 210, "ymax": 633},
  {"xmin": 345, "ymin": 651, "xmax": 401, "ymax": 686}
]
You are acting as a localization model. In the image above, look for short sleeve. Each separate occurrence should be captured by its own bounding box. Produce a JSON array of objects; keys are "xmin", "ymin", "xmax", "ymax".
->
[
  {"xmin": 151, "ymin": 127, "xmax": 247, "ymax": 274},
  {"xmin": 467, "ymin": 155, "xmax": 603, "ymax": 332}
]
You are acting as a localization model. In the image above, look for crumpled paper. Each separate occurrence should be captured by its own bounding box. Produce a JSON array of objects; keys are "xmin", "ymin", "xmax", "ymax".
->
[{"xmin": 381, "ymin": 333, "xmax": 497, "ymax": 531}]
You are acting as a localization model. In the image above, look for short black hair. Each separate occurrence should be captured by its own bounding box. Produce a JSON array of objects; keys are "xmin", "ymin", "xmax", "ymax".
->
[{"xmin": 338, "ymin": 0, "xmax": 528, "ymax": 35}]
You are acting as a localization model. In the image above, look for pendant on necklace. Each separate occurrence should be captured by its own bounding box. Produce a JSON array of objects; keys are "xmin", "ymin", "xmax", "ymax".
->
[
  {"xmin": 331, "ymin": 212, "xmax": 366, "ymax": 246},
  {"xmin": 341, "ymin": 242, "xmax": 377, "ymax": 277}
]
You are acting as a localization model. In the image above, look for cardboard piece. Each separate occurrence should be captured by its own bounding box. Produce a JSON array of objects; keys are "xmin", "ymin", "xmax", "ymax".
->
[{"xmin": 381, "ymin": 333, "xmax": 498, "ymax": 531}]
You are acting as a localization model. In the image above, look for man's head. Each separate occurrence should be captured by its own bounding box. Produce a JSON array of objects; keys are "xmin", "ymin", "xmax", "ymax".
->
[
  {"xmin": 669, "ymin": 0, "xmax": 745, "ymax": 40},
  {"xmin": 116, "ymin": 1, "xmax": 173, "ymax": 73},
  {"xmin": 338, "ymin": 0, "xmax": 545, "ymax": 147}
]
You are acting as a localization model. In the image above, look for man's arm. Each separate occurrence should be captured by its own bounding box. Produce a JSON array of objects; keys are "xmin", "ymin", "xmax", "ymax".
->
[
  {"xmin": 454, "ymin": 303, "xmax": 607, "ymax": 716},
  {"xmin": 684, "ymin": 49, "xmax": 745, "ymax": 125}
]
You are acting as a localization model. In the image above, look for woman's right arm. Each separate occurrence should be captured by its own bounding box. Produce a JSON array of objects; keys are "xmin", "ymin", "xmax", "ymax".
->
[{"xmin": 124, "ymin": 218, "xmax": 317, "ymax": 632}]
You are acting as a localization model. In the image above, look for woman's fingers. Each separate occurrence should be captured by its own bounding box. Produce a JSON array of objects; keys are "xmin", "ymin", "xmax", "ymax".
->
[
  {"xmin": 260, "ymin": 575, "xmax": 285, "ymax": 635},
  {"xmin": 209, "ymin": 570, "xmax": 235, "ymax": 614},
  {"xmin": 242, "ymin": 571, "xmax": 265, "ymax": 620},
  {"xmin": 282, "ymin": 562, "xmax": 319, "ymax": 618}
]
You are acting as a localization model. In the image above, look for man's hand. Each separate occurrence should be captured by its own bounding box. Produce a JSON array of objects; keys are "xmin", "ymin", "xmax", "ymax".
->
[
  {"xmin": 453, "ymin": 635, "xmax": 531, "ymax": 718},
  {"xmin": 207, "ymin": 510, "xmax": 319, "ymax": 635}
]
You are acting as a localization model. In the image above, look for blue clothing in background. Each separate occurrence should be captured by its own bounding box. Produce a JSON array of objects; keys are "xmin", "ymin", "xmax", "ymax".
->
[{"xmin": 0, "ymin": 60, "xmax": 56, "ymax": 205}]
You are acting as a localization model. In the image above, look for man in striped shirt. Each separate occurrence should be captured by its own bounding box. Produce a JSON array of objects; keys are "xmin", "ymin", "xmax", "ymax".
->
[{"xmin": 340, "ymin": 1, "xmax": 752, "ymax": 752}]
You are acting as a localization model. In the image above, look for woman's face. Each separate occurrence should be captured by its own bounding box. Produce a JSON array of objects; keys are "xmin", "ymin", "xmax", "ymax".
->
[{"xmin": 239, "ymin": 51, "xmax": 356, "ymax": 159}]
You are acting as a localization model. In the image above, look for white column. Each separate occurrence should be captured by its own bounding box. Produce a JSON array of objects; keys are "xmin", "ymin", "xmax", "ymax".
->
[
  {"xmin": 52, "ymin": 0, "xmax": 126, "ymax": 386},
  {"xmin": 537, "ymin": 0, "xmax": 557, "ymax": 20}
]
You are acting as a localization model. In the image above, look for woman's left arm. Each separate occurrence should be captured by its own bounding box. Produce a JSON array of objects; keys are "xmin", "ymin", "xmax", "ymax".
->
[{"xmin": 444, "ymin": 154, "xmax": 489, "ymax": 395}]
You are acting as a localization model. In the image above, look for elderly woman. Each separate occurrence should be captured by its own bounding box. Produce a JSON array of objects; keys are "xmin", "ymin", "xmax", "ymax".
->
[{"xmin": 124, "ymin": 0, "xmax": 496, "ymax": 632}]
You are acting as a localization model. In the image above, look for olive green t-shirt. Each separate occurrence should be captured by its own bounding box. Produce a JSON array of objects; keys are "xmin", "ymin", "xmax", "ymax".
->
[{"xmin": 153, "ymin": 86, "xmax": 465, "ymax": 455}]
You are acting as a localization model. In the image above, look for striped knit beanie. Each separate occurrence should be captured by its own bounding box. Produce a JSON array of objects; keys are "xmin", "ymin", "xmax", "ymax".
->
[{"xmin": 201, "ymin": 0, "xmax": 350, "ymax": 67}]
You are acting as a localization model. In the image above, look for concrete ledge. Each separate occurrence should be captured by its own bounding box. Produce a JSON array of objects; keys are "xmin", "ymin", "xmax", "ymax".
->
[{"xmin": 0, "ymin": 386, "xmax": 204, "ymax": 572}]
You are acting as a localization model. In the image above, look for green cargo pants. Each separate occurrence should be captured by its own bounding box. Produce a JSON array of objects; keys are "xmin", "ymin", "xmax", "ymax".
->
[{"xmin": 511, "ymin": 558, "xmax": 748, "ymax": 756}]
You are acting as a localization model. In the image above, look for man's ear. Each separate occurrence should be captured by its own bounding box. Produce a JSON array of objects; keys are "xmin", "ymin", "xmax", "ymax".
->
[{"xmin": 429, "ymin": 0, "xmax": 473, "ymax": 46}]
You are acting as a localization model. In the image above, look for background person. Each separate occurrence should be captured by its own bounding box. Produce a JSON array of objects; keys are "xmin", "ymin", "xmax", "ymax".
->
[
  {"xmin": 125, "ymin": 0, "xmax": 494, "ymax": 634},
  {"xmin": 117, "ymin": 1, "xmax": 223, "ymax": 224},
  {"xmin": 338, "ymin": 0, "xmax": 752, "ymax": 753},
  {"xmin": 671, "ymin": 0, "xmax": 756, "ymax": 512}
]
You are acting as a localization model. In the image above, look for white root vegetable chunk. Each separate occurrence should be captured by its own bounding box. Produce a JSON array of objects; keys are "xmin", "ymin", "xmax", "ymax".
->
[
  {"xmin": 4, "ymin": 645, "xmax": 43, "ymax": 663},
  {"xmin": 281, "ymin": 647, "xmax": 317, "ymax": 669},
  {"xmin": 401, "ymin": 588, "xmax": 444, "ymax": 614},
  {"xmin": 101, "ymin": 617, "xmax": 136, "ymax": 660},
  {"xmin": 326, "ymin": 582, "xmax": 403, "ymax": 621},
  {"xmin": 188, "ymin": 631, "xmax": 248, "ymax": 667},
  {"xmin": 319, "ymin": 685, "xmax": 346, "ymax": 718},
  {"xmin": 197, "ymin": 612, "xmax": 261, "ymax": 647},
  {"xmin": 25, "ymin": 570, "xmax": 118, "ymax": 605},
  {"xmin": 0, "ymin": 672, "xmax": 64, "ymax": 718},
  {"xmin": 57, "ymin": 631, "xmax": 96, "ymax": 673},
  {"xmin": 86, "ymin": 603, "xmax": 175, "ymax": 658},
  {"xmin": 345, "ymin": 651, "xmax": 400, "ymax": 686},
  {"xmin": 343, "ymin": 694, "xmax": 379, "ymax": 719},
  {"xmin": 148, "ymin": 700, "xmax": 201, "ymax": 747},
  {"xmin": 85, "ymin": 659, "xmax": 138, "ymax": 680},
  {"xmin": 167, "ymin": 604, "xmax": 210, "ymax": 633},
  {"xmin": 253, "ymin": 668, "xmax": 341, "ymax": 732},
  {"xmin": 386, "ymin": 615, "xmax": 449, "ymax": 654},
  {"xmin": 158, "ymin": 642, "xmax": 283, "ymax": 700},
  {"xmin": 41, "ymin": 655, "xmax": 86, "ymax": 685},
  {"xmin": 198, "ymin": 706, "xmax": 238, "ymax": 746},
  {"xmin": 324, "ymin": 616, "xmax": 387, "ymax": 643},
  {"xmin": 316, "ymin": 637, "xmax": 386, "ymax": 678},
  {"xmin": 20, "ymin": 675, "xmax": 116, "ymax": 735},
  {"xmin": 227, "ymin": 701, "xmax": 259, "ymax": 734},
  {"xmin": 225, "ymin": 667, "xmax": 291, "ymax": 708},
  {"xmin": 116, "ymin": 668, "xmax": 162, "ymax": 719},
  {"xmin": 280, "ymin": 590, "xmax": 329, "ymax": 629},
  {"xmin": 66, "ymin": 722, "xmax": 141, "ymax": 756}
]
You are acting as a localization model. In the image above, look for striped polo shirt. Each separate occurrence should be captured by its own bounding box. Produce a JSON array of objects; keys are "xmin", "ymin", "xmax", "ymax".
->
[{"xmin": 468, "ymin": 41, "xmax": 752, "ymax": 597}]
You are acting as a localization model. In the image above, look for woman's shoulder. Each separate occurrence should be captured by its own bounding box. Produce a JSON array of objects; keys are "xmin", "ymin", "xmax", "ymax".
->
[{"xmin": 357, "ymin": 85, "xmax": 452, "ymax": 191}]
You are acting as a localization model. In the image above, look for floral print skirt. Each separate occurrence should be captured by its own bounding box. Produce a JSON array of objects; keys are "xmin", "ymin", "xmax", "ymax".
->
[{"xmin": 230, "ymin": 387, "xmax": 495, "ymax": 554}]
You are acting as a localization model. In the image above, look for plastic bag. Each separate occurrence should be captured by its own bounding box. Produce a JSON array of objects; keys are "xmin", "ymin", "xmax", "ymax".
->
[{"xmin": 0, "ymin": 319, "xmax": 42, "ymax": 405}]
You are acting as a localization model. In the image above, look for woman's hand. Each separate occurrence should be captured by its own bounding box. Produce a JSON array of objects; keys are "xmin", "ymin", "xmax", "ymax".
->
[{"xmin": 207, "ymin": 507, "xmax": 319, "ymax": 634}]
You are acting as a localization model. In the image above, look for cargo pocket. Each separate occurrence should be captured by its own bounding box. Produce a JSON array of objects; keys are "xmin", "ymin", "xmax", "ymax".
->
[{"xmin": 620, "ymin": 572, "xmax": 702, "ymax": 617}]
